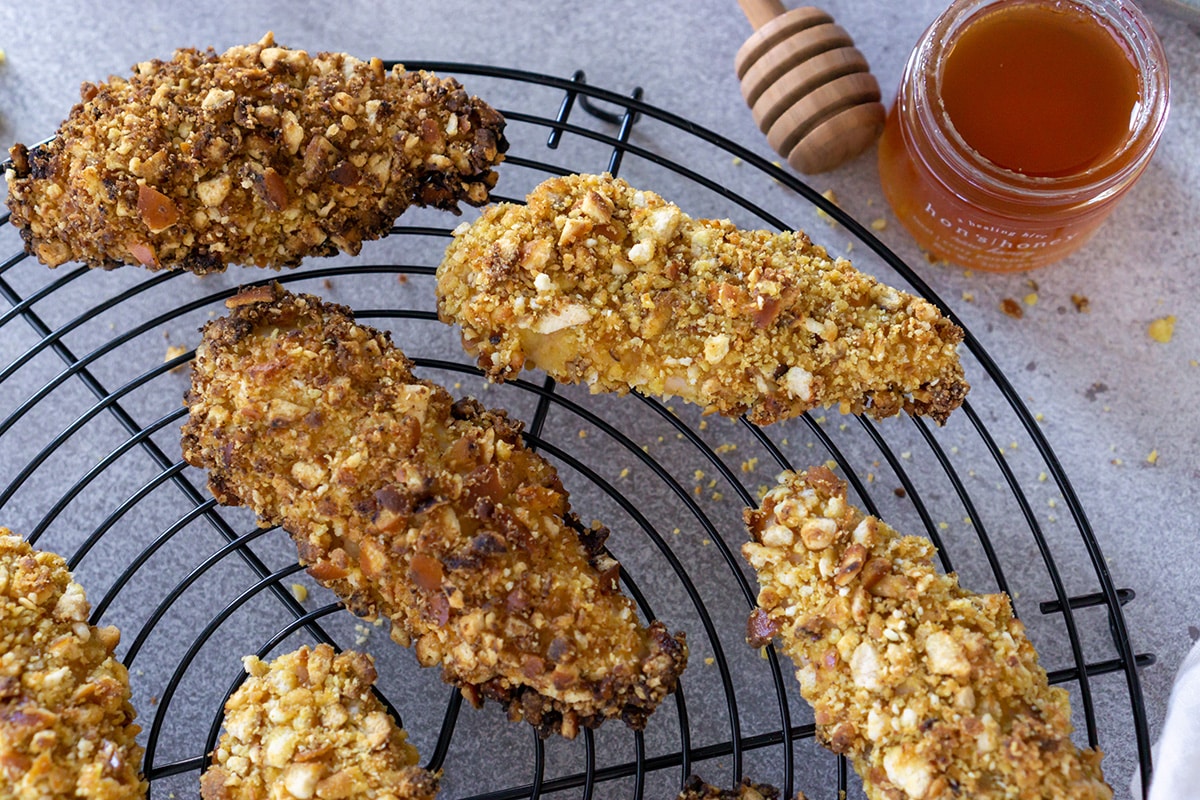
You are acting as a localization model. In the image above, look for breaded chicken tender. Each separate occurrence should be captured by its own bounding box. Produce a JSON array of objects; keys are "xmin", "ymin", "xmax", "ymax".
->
[
  {"xmin": 437, "ymin": 173, "xmax": 967, "ymax": 426},
  {"xmin": 181, "ymin": 284, "xmax": 687, "ymax": 738},
  {"xmin": 0, "ymin": 531, "xmax": 146, "ymax": 800},
  {"xmin": 742, "ymin": 468, "xmax": 1112, "ymax": 800},
  {"xmin": 200, "ymin": 644, "xmax": 438, "ymax": 800},
  {"xmin": 6, "ymin": 33, "xmax": 506, "ymax": 273}
]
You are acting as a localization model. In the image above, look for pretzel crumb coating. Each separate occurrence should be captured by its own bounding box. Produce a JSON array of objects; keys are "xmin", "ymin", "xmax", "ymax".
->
[
  {"xmin": 6, "ymin": 32, "xmax": 506, "ymax": 273},
  {"xmin": 181, "ymin": 284, "xmax": 687, "ymax": 738},
  {"xmin": 436, "ymin": 173, "xmax": 967, "ymax": 426},
  {"xmin": 677, "ymin": 775, "xmax": 800, "ymax": 800},
  {"xmin": 0, "ymin": 531, "xmax": 146, "ymax": 800},
  {"xmin": 200, "ymin": 644, "xmax": 438, "ymax": 800},
  {"xmin": 742, "ymin": 468, "xmax": 1111, "ymax": 799}
]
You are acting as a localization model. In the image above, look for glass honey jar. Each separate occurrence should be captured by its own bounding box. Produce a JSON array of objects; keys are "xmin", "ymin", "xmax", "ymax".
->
[{"xmin": 877, "ymin": 0, "xmax": 1170, "ymax": 271}]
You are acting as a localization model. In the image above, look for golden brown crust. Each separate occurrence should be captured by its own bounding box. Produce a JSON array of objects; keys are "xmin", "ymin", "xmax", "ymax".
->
[
  {"xmin": 6, "ymin": 32, "xmax": 506, "ymax": 273},
  {"xmin": 436, "ymin": 173, "xmax": 967, "ymax": 426},
  {"xmin": 181, "ymin": 284, "xmax": 687, "ymax": 738},
  {"xmin": 0, "ymin": 531, "xmax": 147, "ymax": 800},
  {"xmin": 742, "ymin": 468, "xmax": 1112, "ymax": 800},
  {"xmin": 200, "ymin": 644, "xmax": 438, "ymax": 800}
]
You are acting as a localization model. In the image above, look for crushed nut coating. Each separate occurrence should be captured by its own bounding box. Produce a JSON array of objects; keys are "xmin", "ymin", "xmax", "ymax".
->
[
  {"xmin": 437, "ymin": 173, "xmax": 967, "ymax": 425},
  {"xmin": 6, "ymin": 32, "xmax": 506, "ymax": 273},
  {"xmin": 0, "ymin": 531, "xmax": 147, "ymax": 800},
  {"xmin": 200, "ymin": 644, "xmax": 438, "ymax": 800},
  {"xmin": 742, "ymin": 468, "xmax": 1112, "ymax": 799},
  {"xmin": 181, "ymin": 284, "xmax": 687, "ymax": 738},
  {"xmin": 677, "ymin": 776, "xmax": 795, "ymax": 800}
]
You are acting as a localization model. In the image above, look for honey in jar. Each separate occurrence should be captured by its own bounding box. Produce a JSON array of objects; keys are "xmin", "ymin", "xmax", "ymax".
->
[{"xmin": 878, "ymin": 0, "xmax": 1170, "ymax": 271}]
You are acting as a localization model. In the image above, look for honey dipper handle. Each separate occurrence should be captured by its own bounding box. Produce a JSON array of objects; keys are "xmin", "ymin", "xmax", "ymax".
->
[{"xmin": 739, "ymin": 0, "xmax": 788, "ymax": 30}]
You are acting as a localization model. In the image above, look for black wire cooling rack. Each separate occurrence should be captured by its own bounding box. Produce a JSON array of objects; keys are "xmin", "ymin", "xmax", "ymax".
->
[{"xmin": 0, "ymin": 63, "xmax": 1155, "ymax": 799}]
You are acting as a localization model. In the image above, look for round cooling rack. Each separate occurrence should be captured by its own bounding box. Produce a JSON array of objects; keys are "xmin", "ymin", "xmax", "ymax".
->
[{"xmin": 0, "ymin": 64, "xmax": 1154, "ymax": 799}]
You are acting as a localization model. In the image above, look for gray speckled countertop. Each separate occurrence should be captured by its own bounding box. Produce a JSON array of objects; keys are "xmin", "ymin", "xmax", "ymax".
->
[{"xmin": 0, "ymin": 2, "xmax": 1196, "ymax": 799}]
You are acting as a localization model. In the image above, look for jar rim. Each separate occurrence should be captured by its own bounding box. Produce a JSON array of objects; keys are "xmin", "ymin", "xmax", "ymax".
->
[{"xmin": 904, "ymin": 0, "xmax": 1171, "ymax": 206}]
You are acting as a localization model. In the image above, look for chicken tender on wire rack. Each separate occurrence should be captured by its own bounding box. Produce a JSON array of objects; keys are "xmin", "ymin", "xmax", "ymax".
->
[
  {"xmin": 437, "ymin": 173, "xmax": 967, "ymax": 426},
  {"xmin": 201, "ymin": 644, "xmax": 438, "ymax": 800},
  {"xmin": 742, "ymin": 468, "xmax": 1112, "ymax": 800},
  {"xmin": 5, "ymin": 32, "xmax": 506, "ymax": 273},
  {"xmin": 0, "ymin": 531, "xmax": 147, "ymax": 800},
  {"xmin": 181, "ymin": 284, "xmax": 687, "ymax": 738}
]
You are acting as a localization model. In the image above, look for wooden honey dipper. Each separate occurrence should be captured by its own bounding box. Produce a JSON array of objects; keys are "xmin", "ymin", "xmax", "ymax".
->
[{"xmin": 735, "ymin": 0, "xmax": 886, "ymax": 174}]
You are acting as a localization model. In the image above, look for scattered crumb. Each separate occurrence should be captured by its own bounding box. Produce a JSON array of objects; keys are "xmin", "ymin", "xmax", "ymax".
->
[
  {"xmin": 741, "ymin": 457, "xmax": 759, "ymax": 473},
  {"xmin": 1038, "ymin": 472, "xmax": 1047, "ymax": 482},
  {"xmin": 705, "ymin": 657, "xmax": 715, "ymax": 666},
  {"xmin": 694, "ymin": 470, "xmax": 706, "ymax": 482},
  {"xmin": 1035, "ymin": 412, "xmax": 1044, "ymax": 422},
  {"xmin": 1111, "ymin": 458, "xmax": 1124, "ymax": 466},
  {"xmin": 0, "ymin": 49, "xmax": 7, "ymax": 65},
  {"xmin": 757, "ymin": 485, "xmax": 769, "ymax": 499},
  {"xmin": 619, "ymin": 467, "xmax": 630, "ymax": 479},
  {"xmin": 322, "ymin": 278, "xmax": 333, "ymax": 290},
  {"xmin": 962, "ymin": 291, "xmax": 975, "ymax": 303},
  {"xmin": 866, "ymin": 472, "xmax": 875, "ymax": 483},
  {"xmin": 699, "ymin": 420, "xmax": 708, "ymax": 431},
  {"xmin": 672, "ymin": 527, "xmax": 681, "ymax": 535},
  {"xmin": 715, "ymin": 443, "xmax": 737, "ymax": 454},
  {"xmin": 1000, "ymin": 298, "xmax": 1024, "ymax": 318},
  {"xmin": 900, "ymin": 451, "xmax": 912, "ymax": 460},
  {"xmin": 164, "ymin": 344, "xmax": 188, "ymax": 369},
  {"xmin": 397, "ymin": 274, "xmax": 408, "ymax": 284},
  {"xmin": 963, "ymin": 270, "xmax": 974, "ymax": 278},
  {"xmin": 711, "ymin": 492, "xmax": 724, "ymax": 502},
  {"xmin": 1023, "ymin": 292, "xmax": 1038, "ymax": 306},
  {"xmin": 817, "ymin": 189, "xmax": 840, "ymax": 225},
  {"xmin": 846, "ymin": 241, "xmax": 855, "ymax": 253},
  {"xmin": 290, "ymin": 583, "xmax": 308, "ymax": 602},
  {"xmin": 353, "ymin": 622, "xmax": 372, "ymax": 646},
  {"xmin": 1148, "ymin": 315, "xmax": 1176, "ymax": 343},
  {"xmin": 963, "ymin": 517, "xmax": 973, "ymax": 526},
  {"xmin": 1190, "ymin": 360, "xmax": 1198, "ymax": 368},
  {"xmin": 870, "ymin": 217, "xmax": 887, "ymax": 231},
  {"xmin": 578, "ymin": 429, "xmax": 587, "ymax": 439},
  {"xmin": 1147, "ymin": 449, "xmax": 1159, "ymax": 465},
  {"xmin": 1071, "ymin": 294, "xmax": 1090, "ymax": 313},
  {"xmin": 701, "ymin": 538, "xmax": 711, "ymax": 546},
  {"xmin": 731, "ymin": 157, "xmax": 742, "ymax": 166},
  {"xmin": 938, "ymin": 521, "xmax": 949, "ymax": 530},
  {"xmin": 893, "ymin": 487, "xmax": 907, "ymax": 498},
  {"xmin": 1025, "ymin": 278, "xmax": 1039, "ymax": 291},
  {"xmin": 823, "ymin": 459, "xmax": 838, "ymax": 471},
  {"xmin": 1048, "ymin": 498, "xmax": 1057, "ymax": 508}
]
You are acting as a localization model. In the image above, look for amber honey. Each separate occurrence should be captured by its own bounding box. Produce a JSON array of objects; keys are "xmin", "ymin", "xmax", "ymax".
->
[{"xmin": 878, "ymin": 0, "xmax": 1170, "ymax": 271}]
